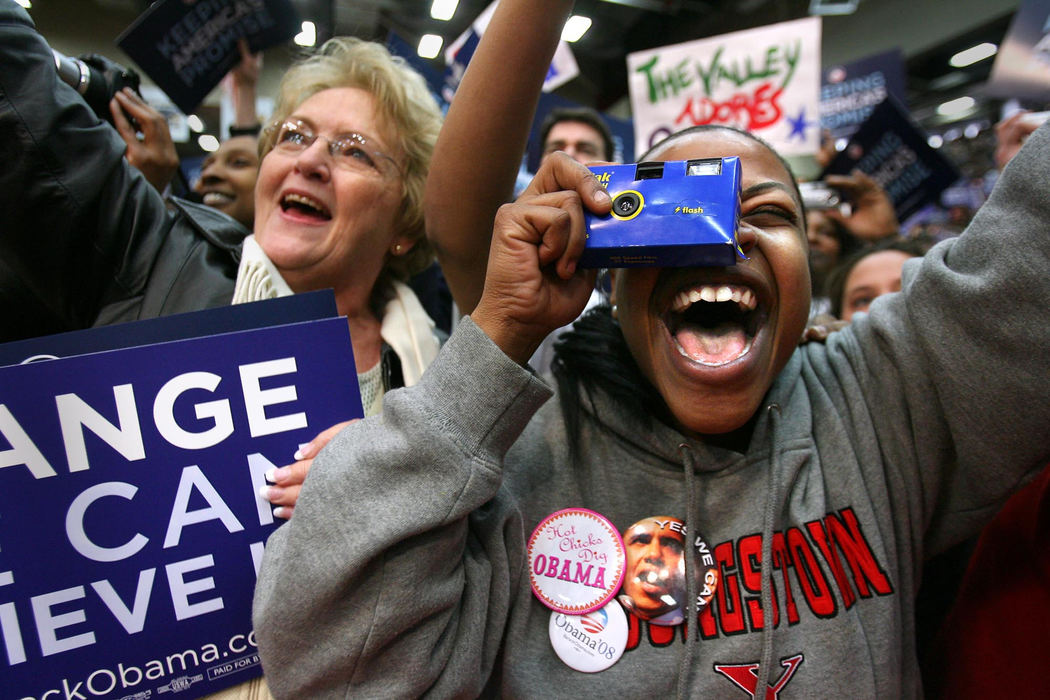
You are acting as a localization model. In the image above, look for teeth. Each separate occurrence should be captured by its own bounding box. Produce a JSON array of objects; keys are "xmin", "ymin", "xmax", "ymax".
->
[
  {"xmin": 282, "ymin": 192, "xmax": 329, "ymax": 216},
  {"xmin": 670, "ymin": 284, "xmax": 758, "ymax": 313},
  {"xmin": 202, "ymin": 192, "xmax": 234, "ymax": 206}
]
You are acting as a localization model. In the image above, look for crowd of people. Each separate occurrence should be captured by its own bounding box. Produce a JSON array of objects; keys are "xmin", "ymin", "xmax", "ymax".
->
[{"xmin": 2, "ymin": 0, "xmax": 1049, "ymax": 696}]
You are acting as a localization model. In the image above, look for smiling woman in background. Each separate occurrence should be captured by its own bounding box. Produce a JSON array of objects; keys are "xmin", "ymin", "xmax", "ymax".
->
[{"xmin": 1, "ymin": 7, "xmax": 443, "ymax": 412}]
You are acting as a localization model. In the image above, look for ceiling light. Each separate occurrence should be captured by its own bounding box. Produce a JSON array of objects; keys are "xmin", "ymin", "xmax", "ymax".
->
[
  {"xmin": 198, "ymin": 134, "xmax": 220, "ymax": 152},
  {"xmin": 937, "ymin": 96, "xmax": 976, "ymax": 117},
  {"xmin": 964, "ymin": 123, "xmax": 981, "ymax": 139},
  {"xmin": 186, "ymin": 115, "xmax": 205, "ymax": 133},
  {"xmin": 294, "ymin": 21, "xmax": 316, "ymax": 47},
  {"xmin": 927, "ymin": 134, "xmax": 943, "ymax": 149},
  {"xmin": 928, "ymin": 72, "xmax": 969, "ymax": 91},
  {"xmin": 15, "ymin": 0, "xmax": 31, "ymax": 8},
  {"xmin": 949, "ymin": 42, "xmax": 997, "ymax": 68},
  {"xmin": 431, "ymin": 0, "xmax": 459, "ymax": 21},
  {"xmin": 418, "ymin": 34, "xmax": 443, "ymax": 60},
  {"xmin": 562, "ymin": 15, "xmax": 592, "ymax": 42},
  {"xmin": 808, "ymin": 0, "xmax": 859, "ymax": 16}
]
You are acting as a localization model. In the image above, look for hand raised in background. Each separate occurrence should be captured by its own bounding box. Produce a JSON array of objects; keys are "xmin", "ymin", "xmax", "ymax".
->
[
  {"xmin": 109, "ymin": 87, "xmax": 179, "ymax": 193},
  {"xmin": 823, "ymin": 169, "xmax": 899, "ymax": 242}
]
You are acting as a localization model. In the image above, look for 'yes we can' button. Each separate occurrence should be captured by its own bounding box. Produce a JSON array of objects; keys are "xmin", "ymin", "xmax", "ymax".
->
[{"xmin": 527, "ymin": 508, "xmax": 625, "ymax": 614}]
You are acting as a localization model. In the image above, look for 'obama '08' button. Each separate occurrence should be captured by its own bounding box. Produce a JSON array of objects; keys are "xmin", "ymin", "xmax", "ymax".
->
[
  {"xmin": 527, "ymin": 507, "xmax": 626, "ymax": 615},
  {"xmin": 548, "ymin": 599, "xmax": 628, "ymax": 673}
]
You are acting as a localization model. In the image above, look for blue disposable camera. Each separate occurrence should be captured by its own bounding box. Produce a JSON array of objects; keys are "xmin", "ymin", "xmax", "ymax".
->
[{"xmin": 580, "ymin": 157, "xmax": 742, "ymax": 268}]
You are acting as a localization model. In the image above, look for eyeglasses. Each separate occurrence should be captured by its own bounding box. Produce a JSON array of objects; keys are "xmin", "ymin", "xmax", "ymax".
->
[{"xmin": 266, "ymin": 119, "xmax": 402, "ymax": 178}]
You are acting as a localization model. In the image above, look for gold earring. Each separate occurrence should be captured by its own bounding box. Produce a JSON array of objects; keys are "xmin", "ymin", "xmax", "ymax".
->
[
  {"xmin": 393, "ymin": 244, "xmax": 402, "ymax": 255},
  {"xmin": 611, "ymin": 304, "xmax": 618, "ymax": 319}
]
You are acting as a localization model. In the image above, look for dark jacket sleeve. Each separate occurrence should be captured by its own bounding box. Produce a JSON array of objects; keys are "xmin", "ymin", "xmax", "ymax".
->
[{"xmin": 0, "ymin": 1, "xmax": 177, "ymax": 341}]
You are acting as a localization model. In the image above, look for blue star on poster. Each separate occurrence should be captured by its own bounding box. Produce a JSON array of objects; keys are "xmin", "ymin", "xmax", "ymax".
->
[{"xmin": 787, "ymin": 108, "xmax": 813, "ymax": 141}]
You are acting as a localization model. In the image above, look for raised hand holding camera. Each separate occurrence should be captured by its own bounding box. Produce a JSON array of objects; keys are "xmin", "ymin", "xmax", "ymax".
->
[{"xmin": 472, "ymin": 152, "xmax": 610, "ymax": 364}]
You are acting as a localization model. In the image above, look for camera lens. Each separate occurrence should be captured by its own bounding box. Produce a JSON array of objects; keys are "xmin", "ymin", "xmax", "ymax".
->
[{"xmin": 612, "ymin": 191, "xmax": 641, "ymax": 218}]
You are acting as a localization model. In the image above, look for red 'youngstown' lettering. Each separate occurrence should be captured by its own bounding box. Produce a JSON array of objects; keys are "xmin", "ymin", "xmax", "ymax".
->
[{"xmin": 621, "ymin": 506, "xmax": 894, "ymax": 653}]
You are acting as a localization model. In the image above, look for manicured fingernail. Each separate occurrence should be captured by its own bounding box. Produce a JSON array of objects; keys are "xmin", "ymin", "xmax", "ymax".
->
[
  {"xmin": 259, "ymin": 485, "xmax": 283, "ymax": 501},
  {"xmin": 294, "ymin": 442, "xmax": 313, "ymax": 461},
  {"xmin": 273, "ymin": 507, "xmax": 290, "ymax": 520},
  {"xmin": 264, "ymin": 468, "xmax": 277, "ymax": 483}
]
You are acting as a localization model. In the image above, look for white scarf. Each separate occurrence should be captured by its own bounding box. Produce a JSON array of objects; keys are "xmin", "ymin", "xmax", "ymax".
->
[
  {"xmin": 231, "ymin": 235, "xmax": 295, "ymax": 304},
  {"xmin": 230, "ymin": 236, "xmax": 440, "ymax": 411}
]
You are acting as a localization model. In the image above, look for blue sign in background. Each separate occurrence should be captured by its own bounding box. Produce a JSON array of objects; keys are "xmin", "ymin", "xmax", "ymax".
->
[
  {"xmin": 0, "ymin": 316, "xmax": 361, "ymax": 698},
  {"xmin": 117, "ymin": 0, "xmax": 300, "ymax": 114}
]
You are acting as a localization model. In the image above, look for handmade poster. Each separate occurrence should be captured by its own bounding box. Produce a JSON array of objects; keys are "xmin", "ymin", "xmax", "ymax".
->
[
  {"xmin": 822, "ymin": 96, "xmax": 961, "ymax": 221},
  {"xmin": 626, "ymin": 16, "xmax": 822, "ymax": 158},
  {"xmin": 117, "ymin": 0, "xmax": 300, "ymax": 114},
  {"xmin": 0, "ymin": 304, "xmax": 362, "ymax": 698},
  {"xmin": 987, "ymin": 0, "xmax": 1050, "ymax": 99},
  {"xmin": 820, "ymin": 49, "xmax": 907, "ymax": 142}
]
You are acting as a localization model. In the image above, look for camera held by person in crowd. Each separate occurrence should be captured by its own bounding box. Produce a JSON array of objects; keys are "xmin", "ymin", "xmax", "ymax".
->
[
  {"xmin": 800, "ymin": 180, "xmax": 851, "ymax": 216},
  {"xmin": 52, "ymin": 49, "xmax": 141, "ymax": 126},
  {"xmin": 581, "ymin": 157, "xmax": 743, "ymax": 268}
]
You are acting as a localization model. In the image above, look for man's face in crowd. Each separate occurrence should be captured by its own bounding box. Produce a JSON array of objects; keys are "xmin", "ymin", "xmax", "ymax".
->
[{"xmin": 542, "ymin": 120, "xmax": 606, "ymax": 164}]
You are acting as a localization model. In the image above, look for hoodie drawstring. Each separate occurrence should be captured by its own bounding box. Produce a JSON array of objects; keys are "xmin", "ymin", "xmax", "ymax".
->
[
  {"xmin": 755, "ymin": 402, "xmax": 783, "ymax": 697},
  {"xmin": 676, "ymin": 443, "xmax": 700, "ymax": 699}
]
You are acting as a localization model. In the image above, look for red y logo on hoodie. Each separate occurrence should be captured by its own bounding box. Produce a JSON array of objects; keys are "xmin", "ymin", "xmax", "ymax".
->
[{"xmin": 714, "ymin": 653, "xmax": 804, "ymax": 699}]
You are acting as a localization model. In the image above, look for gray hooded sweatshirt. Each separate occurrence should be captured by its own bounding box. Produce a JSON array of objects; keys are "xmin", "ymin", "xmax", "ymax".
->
[{"xmin": 253, "ymin": 124, "xmax": 1050, "ymax": 699}]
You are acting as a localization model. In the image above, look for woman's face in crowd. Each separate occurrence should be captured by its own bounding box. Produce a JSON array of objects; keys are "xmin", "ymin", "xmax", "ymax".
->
[
  {"xmin": 253, "ymin": 87, "xmax": 410, "ymax": 302},
  {"xmin": 194, "ymin": 135, "xmax": 259, "ymax": 228},
  {"xmin": 611, "ymin": 130, "xmax": 809, "ymax": 436},
  {"xmin": 840, "ymin": 249, "xmax": 913, "ymax": 321},
  {"xmin": 806, "ymin": 210, "xmax": 841, "ymax": 280}
]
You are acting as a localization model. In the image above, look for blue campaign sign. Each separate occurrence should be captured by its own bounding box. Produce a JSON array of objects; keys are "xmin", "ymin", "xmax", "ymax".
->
[
  {"xmin": 821, "ymin": 96, "xmax": 961, "ymax": 221},
  {"xmin": 820, "ymin": 49, "xmax": 907, "ymax": 142},
  {"xmin": 117, "ymin": 0, "xmax": 300, "ymax": 114},
  {"xmin": 0, "ymin": 317, "xmax": 362, "ymax": 698}
]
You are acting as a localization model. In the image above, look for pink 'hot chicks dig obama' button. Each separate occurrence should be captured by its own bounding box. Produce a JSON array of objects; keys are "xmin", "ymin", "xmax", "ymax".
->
[{"xmin": 527, "ymin": 508, "xmax": 626, "ymax": 615}]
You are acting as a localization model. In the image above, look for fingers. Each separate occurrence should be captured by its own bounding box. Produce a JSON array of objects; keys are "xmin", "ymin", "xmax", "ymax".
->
[
  {"xmin": 995, "ymin": 111, "xmax": 1040, "ymax": 170},
  {"xmin": 295, "ymin": 420, "xmax": 354, "ymax": 461},
  {"xmin": 823, "ymin": 170, "xmax": 875, "ymax": 197},
  {"xmin": 521, "ymin": 151, "xmax": 611, "ymax": 216},
  {"xmin": 259, "ymin": 420, "xmax": 355, "ymax": 519},
  {"xmin": 519, "ymin": 191, "xmax": 586, "ymax": 276},
  {"xmin": 108, "ymin": 95, "xmax": 138, "ymax": 146},
  {"xmin": 800, "ymin": 315, "xmax": 850, "ymax": 344},
  {"xmin": 113, "ymin": 89, "xmax": 164, "ymax": 134}
]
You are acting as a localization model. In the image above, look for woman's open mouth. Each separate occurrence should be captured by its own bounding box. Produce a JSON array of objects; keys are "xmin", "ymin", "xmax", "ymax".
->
[
  {"xmin": 664, "ymin": 283, "xmax": 763, "ymax": 367},
  {"xmin": 280, "ymin": 192, "xmax": 332, "ymax": 221}
]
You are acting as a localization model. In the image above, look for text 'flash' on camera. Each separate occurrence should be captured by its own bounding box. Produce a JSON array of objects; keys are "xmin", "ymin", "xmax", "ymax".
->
[{"xmin": 581, "ymin": 158, "xmax": 742, "ymax": 269}]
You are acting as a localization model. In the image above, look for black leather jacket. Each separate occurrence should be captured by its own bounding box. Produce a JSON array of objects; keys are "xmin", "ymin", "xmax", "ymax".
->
[{"xmin": 0, "ymin": 3, "xmax": 248, "ymax": 344}]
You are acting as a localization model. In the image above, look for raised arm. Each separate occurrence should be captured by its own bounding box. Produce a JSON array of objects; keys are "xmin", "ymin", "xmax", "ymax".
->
[
  {"xmin": 423, "ymin": 0, "xmax": 575, "ymax": 314},
  {"xmin": 0, "ymin": 1, "xmax": 172, "ymax": 341},
  {"xmin": 254, "ymin": 153, "xmax": 607, "ymax": 696}
]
